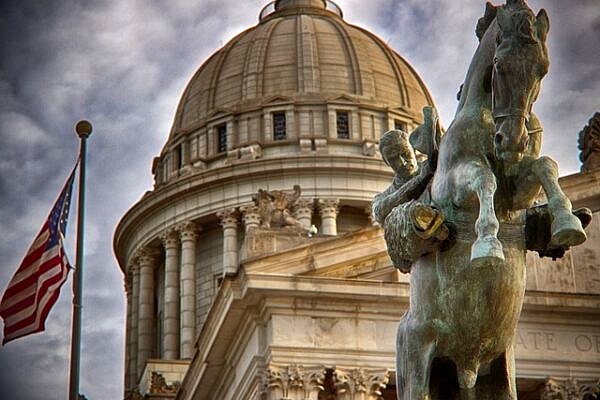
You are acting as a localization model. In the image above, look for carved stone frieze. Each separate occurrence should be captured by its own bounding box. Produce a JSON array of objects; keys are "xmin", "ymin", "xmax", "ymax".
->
[
  {"xmin": 541, "ymin": 377, "xmax": 600, "ymax": 400},
  {"xmin": 149, "ymin": 371, "xmax": 180, "ymax": 395}
]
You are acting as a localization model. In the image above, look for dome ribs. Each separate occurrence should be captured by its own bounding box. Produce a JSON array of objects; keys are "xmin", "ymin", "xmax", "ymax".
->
[
  {"xmin": 312, "ymin": 17, "xmax": 354, "ymax": 96},
  {"xmin": 261, "ymin": 18, "xmax": 297, "ymax": 97},
  {"xmin": 296, "ymin": 14, "xmax": 322, "ymax": 94},
  {"xmin": 253, "ymin": 19, "xmax": 282, "ymax": 101},
  {"xmin": 241, "ymin": 23, "xmax": 263, "ymax": 101},
  {"xmin": 326, "ymin": 16, "xmax": 363, "ymax": 96},
  {"xmin": 164, "ymin": 3, "xmax": 435, "ymax": 163}
]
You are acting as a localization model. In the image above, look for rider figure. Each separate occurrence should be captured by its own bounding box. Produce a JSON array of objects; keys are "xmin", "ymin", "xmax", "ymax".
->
[{"xmin": 372, "ymin": 107, "xmax": 449, "ymax": 272}]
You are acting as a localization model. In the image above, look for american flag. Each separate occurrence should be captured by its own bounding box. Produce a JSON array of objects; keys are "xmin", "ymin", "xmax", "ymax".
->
[{"xmin": 0, "ymin": 164, "xmax": 77, "ymax": 345}]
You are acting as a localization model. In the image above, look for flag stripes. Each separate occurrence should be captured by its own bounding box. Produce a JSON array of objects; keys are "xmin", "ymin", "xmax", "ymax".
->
[{"xmin": 0, "ymin": 165, "xmax": 76, "ymax": 345}]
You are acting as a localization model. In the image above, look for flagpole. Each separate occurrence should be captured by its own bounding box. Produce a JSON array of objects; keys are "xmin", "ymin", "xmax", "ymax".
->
[{"xmin": 69, "ymin": 120, "xmax": 92, "ymax": 400}]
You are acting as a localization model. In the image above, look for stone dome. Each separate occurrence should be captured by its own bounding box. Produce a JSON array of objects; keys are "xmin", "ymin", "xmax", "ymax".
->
[
  {"xmin": 117, "ymin": 0, "xmax": 437, "ymax": 275},
  {"xmin": 169, "ymin": 0, "xmax": 433, "ymax": 138}
]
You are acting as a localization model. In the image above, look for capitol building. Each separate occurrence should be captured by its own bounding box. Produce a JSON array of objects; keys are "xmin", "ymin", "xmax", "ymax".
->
[{"xmin": 113, "ymin": 1, "xmax": 600, "ymax": 399}]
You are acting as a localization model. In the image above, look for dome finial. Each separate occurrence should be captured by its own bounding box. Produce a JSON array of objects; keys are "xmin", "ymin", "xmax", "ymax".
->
[{"xmin": 274, "ymin": 0, "xmax": 326, "ymax": 11}]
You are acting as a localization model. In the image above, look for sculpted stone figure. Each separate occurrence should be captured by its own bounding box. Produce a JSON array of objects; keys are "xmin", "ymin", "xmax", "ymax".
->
[
  {"xmin": 376, "ymin": 1, "xmax": 592, "ymax": 399},
  {"xmin": 253, "ymin": 185, "xmax": 309, "ymax": 232}
]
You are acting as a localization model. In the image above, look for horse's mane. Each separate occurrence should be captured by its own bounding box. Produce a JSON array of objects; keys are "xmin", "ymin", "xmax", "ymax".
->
[{"xmin": 476, "ymin": 0, "xmax": 537, "ymax": 42}]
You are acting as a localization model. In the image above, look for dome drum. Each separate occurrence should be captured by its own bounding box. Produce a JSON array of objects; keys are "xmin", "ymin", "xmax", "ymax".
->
[{"xmin": 154, "ymin": 99, "xmax": 425, "ymax": 187}]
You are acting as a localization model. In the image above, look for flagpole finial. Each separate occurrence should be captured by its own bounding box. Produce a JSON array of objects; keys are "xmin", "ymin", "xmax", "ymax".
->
[{"xmin": 75, "ymin": 120, "xmax": 93, "ymax": 139}]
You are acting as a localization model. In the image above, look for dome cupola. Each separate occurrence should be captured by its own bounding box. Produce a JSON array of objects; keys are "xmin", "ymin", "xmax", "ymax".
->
[{"xmin": 274, "ymin": 0, "xmax": 326, "ymax": 11}]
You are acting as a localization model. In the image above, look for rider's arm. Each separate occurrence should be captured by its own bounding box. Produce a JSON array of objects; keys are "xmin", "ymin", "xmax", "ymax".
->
[{"xmin": 372, "ymin": 161, "xmax": 435, "ymax": 224}]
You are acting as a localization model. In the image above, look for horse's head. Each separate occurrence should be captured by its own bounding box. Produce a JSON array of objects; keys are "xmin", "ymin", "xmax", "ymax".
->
[{"xmin": 492, "ymin": 0, "xmax": 549, "ymax": 165}]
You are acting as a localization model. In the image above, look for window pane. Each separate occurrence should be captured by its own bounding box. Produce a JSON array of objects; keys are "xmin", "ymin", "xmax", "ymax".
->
[
  {"xmin": 273, "ymin": 112, "xmax": 286, "ymax": 141},
  {"xmin": 217, "ymin": 124, "xmax": 227, "ymax": 153},
  {"xmin": 177, "ymin": 145, "xmax": 183, "ymax": 169},
  {"xmin": 337, "ymin": 112, "xmax": 350, "ymax": 139}
]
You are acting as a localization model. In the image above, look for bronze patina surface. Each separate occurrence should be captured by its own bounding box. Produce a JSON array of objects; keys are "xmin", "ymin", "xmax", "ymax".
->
[{"xmin": 374, "ymin": 1, "xmax": 591, "ymax": 398}]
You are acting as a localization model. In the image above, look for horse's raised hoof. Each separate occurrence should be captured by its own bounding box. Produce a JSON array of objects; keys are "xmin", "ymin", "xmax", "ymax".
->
[
  {"xmin": 550, "ymin": 213, "xmax": 587, "ymax": 248},
  {"xmin": 470, "ymin": 236, "xmax": 504, "ymax": 266}
]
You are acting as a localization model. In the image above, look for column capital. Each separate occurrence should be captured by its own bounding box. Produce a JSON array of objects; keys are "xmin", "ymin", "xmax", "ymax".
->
[
  {"xmin": 159, "ymin": 228, "xmax": 180, "ymax": 249},
  {"xmin": 240, "ymin": 204, "xmax": 261, "ymax": 228},
  {"xmin": 318, "ymin": 198, "xmax": 340, "ymax": 218},
  {"xmin": 135, "ymin": 247, "xmax": 160, "ymax": 267},
  {"xmin": 294, "ymin": 198, "xmax": 314, "ymax": 213},
  {"xmin": 541, "ymin": 377, "xmax": 600, "ymax": 400},
  {"xmin": 217, "ymin": 208, "xmax": 239, "ymax": 229},
  {"xmin": 240, "ymin": 203, "xmax": 260, "ymax": 214},
  {"xmin": 260, "ymin": 364, "xmax": 326, "ymax": 400},
  {"xmin": 127, "ymin": 259, "xmax": 140, "ymax": 275},
  {"xmin": 333, "ymin": 367, "xmax": 390, "ymax": 400},
  {"xmin": 178, "ymin": 221, "xmax": 201, "ymax": 241}
]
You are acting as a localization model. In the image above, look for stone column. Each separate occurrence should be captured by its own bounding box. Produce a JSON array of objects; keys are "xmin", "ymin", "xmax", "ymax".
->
[
  {"xmin": 160, "ymin": 229, "xmax": 180, "ymax": 360},
  {"xmin": 179, "ymin": 221, "xmax": 199, "ymax": 359},
  {"xmin": 318, "ymin": 199, "xmax": 340, "ymax": 235},
  {"xmin": 130, "ymin": 263, "xmax": 140, "ymax": 384},
  {"xmin": 294, "ymin": 199, "xmax": 314, "ymax": 229},
  {"xmin": 136, "ymin": 248, "xmax": 158, "ymax": 378},
  {"xmin": 217, "ymin": 208, "xmax": 239, "ymax": 276},
  {"xmin": 240, "ymin": 204, "xmax": 261, "ymax": 233}
]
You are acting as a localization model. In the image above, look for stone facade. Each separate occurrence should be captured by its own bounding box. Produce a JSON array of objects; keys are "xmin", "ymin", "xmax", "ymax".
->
[{"xmin": 115, "ymin": 1, "xmax": 600, "ymax": 400}]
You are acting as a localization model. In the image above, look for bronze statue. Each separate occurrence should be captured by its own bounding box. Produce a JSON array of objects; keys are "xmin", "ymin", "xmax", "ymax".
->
[
  {"xmin": 377, "ymin": 1, "xmax": 591, "ymax": 398},
  {"xmin": 373, "ymin": 106, "xmax": 448, "ymax": 273}
]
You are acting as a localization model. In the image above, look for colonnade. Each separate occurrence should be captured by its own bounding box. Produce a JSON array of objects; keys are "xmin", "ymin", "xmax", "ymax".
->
[
  {"xmin": 124, "ymin": 221, "xmax": 200, "ymax": 388},
  {"xmin": 124, "ymin": 198, "xmax": 342, "ymax": 389}
]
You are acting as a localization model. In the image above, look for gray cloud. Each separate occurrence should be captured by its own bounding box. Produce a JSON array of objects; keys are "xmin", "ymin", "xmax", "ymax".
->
[{"xmin": 0, "ymin": 1, "xmax": 597, "ymax": 399}]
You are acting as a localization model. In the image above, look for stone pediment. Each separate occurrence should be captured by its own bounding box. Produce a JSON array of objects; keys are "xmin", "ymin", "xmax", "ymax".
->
[
  {"xmin": 263, "ymin": 95, "xmax": 294, "ymax": 105},
  {"xmin": 241, "ymin": 227, "xmax": 396, "ymax": 280},
  {"xmin": 328, "ymin": 94, "xmax": 358, "ymax": 104},
  {"xmin": 207, "ymin": 108, "xmax": 232, "ymax": 120}
]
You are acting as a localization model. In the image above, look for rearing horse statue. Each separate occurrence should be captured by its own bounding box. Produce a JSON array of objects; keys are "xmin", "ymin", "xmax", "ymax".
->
[{"xmin": 392, "ymin": 1, "xmax": 588, "ymax": 399}]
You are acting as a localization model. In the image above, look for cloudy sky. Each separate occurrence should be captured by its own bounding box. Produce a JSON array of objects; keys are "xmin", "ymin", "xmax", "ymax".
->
[{"xmin": 0, "ymin": 0, "xmax": 598, "ymax": 399}]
